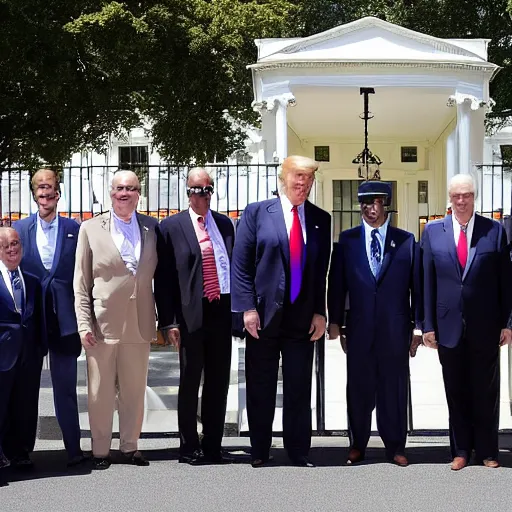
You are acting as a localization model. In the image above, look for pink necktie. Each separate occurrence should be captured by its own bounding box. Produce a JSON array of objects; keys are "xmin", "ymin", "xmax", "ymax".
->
[
  {"xmin": 290, "ymin": 206, "xmax": 304, "ymax": 303},
  {"xmin": 198, "ymin": 217, "xmax": 221, "ymax": 301},
  {"xmin": 457, "ymin": 225, "xmax": 468, "ymax": 269}
]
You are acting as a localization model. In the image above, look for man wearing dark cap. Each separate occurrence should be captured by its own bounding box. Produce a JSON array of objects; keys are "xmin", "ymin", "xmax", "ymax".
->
[{"xmin": 327, "ymin": 181, "xmax": 421, "ymax": 466}]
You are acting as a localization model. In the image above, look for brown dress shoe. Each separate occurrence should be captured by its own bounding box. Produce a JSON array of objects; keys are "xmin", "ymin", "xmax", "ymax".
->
[
  {"xmin": 451, "ymin": 456, "xmax": 467, "ymax": 471},
  {"xmin": 346, "ymin": 447, "xmax": 364, "ymax": 464},
  {"xmin": 392, "ymin": 454, "xmax": 408, "ymax": 467},
  {"xmin": 482, "ymin": 459, "xmax": 500, "ymax": 468}
]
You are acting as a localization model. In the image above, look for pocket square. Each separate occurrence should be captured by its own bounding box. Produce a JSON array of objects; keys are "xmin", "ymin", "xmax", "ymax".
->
[{"xmin": 67, "ymin": 233, "xmax": 74, "ymax": 238}]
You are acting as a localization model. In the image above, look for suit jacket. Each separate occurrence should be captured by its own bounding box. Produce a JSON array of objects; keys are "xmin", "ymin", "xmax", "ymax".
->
[
  {"xmin": 0, "ymin": 270, "xmax": 44, "ymax": 372},
  {"xmin": 421, "ymin": 214, "xmax": 512, "ymax": 348},
  {"xmin": 73, "ymin": 211, "xmax": 158, "ymax": 343},
  {"xmin": 13, "ymin": 214, "xmax": 81, "ymax": 356},
  {"xmin": 328, "ymin": 224, "xmax": 421, "ymax": 362},
  {"xmin": 154, "ymin": 210, "xmax": 235, "ymax": 334},
  {"xmin": 231, "ymin": 198, "xmax": 331, "ymax": 337}
]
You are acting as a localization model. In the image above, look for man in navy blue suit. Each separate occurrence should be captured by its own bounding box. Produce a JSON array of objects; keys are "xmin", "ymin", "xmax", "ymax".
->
[
  {"xmin": 13, "ymin": 169, "xmax": 84, "ymax": 466},
  {"xmin": 421, "ymin": 173, "xmax": 512, "ymax": 470},
  {"xmin": 232, "ymin": 155, "xmax": 331, "ymax": 468},
  {"xmin": 0, "ymin": 228, "xmax": 44, "ymax": 470},
  {"xmin": 327, "ymin": 181, "xmax": 421, "ymax": 467}
]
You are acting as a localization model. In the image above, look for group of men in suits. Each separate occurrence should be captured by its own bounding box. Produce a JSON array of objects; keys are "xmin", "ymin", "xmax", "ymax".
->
[{"xmin": 1, "ymin": 157, "xmax": 510, "ymax": 473}]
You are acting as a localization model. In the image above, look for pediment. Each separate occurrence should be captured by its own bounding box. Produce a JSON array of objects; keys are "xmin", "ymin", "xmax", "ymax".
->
[{"xmin": 259, "ymin": 17, "xmax": 486, "ymax": 64}]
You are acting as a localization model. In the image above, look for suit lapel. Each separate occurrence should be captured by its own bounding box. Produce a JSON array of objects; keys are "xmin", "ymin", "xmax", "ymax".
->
[
  {"xmin": 377, "ymin": 227, "xmax": 395, "ymax": 284},
  {"xmin": 27, "ymin": 215, "xmax": 46, "ymax": 273},
  {"xmin": 179, "ymin": 211, "xmax": 201, "ymax": 258},
  {"xmin": 22, "ymin": 272, "xmax": 34, "ymax": 320},
  {"xmin": 304, "ymin": 201, "xmax": 317, "ymax": 266},
  {"xmin": 136, "ymin": 213, "xmax": 149, "ymax": 268},
  {"xmin": 462, "ymin": 215, "xmax": 481, "ymax": 281},
  {"xmin": 443, "ymin": 215, "xmax": 462, "ymax": 280},
  {"xmin": 357, "ymin": 224, "xmax": 375, "ymax": 283},
  {"xmin": 0, "ymin": 273, "xmax": 15, "ymax": 313},
  {"xmin": 268, "ymin": 198, "xmax": 290, "ymax": 266},
  {"xmin": 99, "ymin": 212, "xmax": 127, "ymax": 268},
  {"xmin": 212, "ymin": 211, "xmax": 233, "ymax": 259},
  {"xmin": 48, "ymin": 215, "xmax": 65, "ymax": 278}
]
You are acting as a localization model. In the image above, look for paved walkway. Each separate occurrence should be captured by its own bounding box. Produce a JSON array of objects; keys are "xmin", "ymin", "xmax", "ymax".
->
[{"xmin": 37, "ymin": 338, "xmax": 512, "ymax": 441}]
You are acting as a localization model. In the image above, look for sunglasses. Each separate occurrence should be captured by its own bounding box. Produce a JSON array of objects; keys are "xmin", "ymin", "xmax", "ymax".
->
[{"xmin": 187, "ymin": 185, "xmax": 214, "ymax": 197}]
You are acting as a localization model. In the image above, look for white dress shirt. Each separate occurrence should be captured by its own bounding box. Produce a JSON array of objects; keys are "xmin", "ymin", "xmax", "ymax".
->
[
  {"xmin": 363, "ymin": 217, "xmax": 390, "ymax": 266},
  {"xmin": 280, "ymin": 194, "xmax": 307, "ymax": 243},
  {"xmin": 110, "ymin": 211, "xmax": 141, "ymax": 272},
  {"xmin": 0, "ymin": 262, "xmax": 26, "ymax": 308},
  {"xmin": 189, "ymin": 208, "xmax": 230, "ymax": 294},
  {"xmin": 452, "ymin": 212, "xmax": 475, "ymax": 251},
  {"xmin": 36, "ymin": 213, "xmax": 59, "ymax": 270}
]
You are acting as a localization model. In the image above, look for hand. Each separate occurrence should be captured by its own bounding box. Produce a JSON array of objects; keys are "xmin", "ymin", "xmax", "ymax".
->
[
  {"xmin": 500, "ymin": 328, "xmax": 512, "ymax": 346},
  {"xmin": 327, "ymin": 324, "xmax": 340, "ymax": 340},
  {"xmin": 340, "ymin": 334, "xmax": 347, "ymax": 354},
  {"xmin": 409, "ymin": 335, "xmax": 423, "ymax": 357},
  {"xmin": 165, "ymin": 328, "xmax": 180, "ymax": 349},
  {"xmin": 244, "ymin": 310, "xmax": 261, "ymax": 339},
  {"xmin": 423, "ymin": 331, "xmax": 438, "ymax": 349},
  {"xmin": 81, "ymin": 332, "xmax": 97, "ymax": 349},
  {"xmin": 309, "ymin": 314, "xmax": 326, "ymax": 342}
]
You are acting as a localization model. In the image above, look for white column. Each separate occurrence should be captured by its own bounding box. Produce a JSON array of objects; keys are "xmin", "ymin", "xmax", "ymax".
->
[
  {"xmin": 259, "ymin": 108, "xmax": 277, "ymax": 164},
  {"xmin": 456, "ymin": 100, "xmax": 471, "ymax": 175},
  {"xmin": 275, "ymin": 97, "xmax": 289, "ymax": 162},
  {"xmin": 446, "ymin": 128, "xmax": 457, "ymax": 182}
]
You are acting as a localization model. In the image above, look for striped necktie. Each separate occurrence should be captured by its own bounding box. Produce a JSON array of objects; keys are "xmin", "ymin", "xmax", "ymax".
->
[
  {"xmin": 198, "ymin": 217, "xmax": 221, "ymax": 302},
  {"xmin": 9, "ymin": 269, "xmax": 24, "ymax": 314},
  {"xmin": 370, "ymin": 229, "xmax": 382, "ymax": 277}
]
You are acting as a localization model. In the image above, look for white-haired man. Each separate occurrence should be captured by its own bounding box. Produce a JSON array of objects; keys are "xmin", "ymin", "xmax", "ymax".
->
[
  {"xmin": 74, "ymin": 170, "xmax": 158, "ymax": 470},
  {"xmin": 421, "ymin": 173, "xmax": 512, "ymax": 470},
  {"xmin": 231, "ymin": 155, "xmax": 331, "ymax": 468}
]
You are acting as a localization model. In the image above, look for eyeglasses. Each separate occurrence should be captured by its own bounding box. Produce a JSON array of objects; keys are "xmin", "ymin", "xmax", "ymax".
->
[
  {"xmin": 450, "ymin": 193, "xmax": 473, "ymax": 200},
  {"xmin": 1, "ymin": 240, "xmax": 20, "ymax": 250},
  {"xmin": 187, "ymin": 185, "xmax": 214, "ymax": 197},
  {"xmin": 114, "ymin": 185, "xmax": 140, "ymax": 193}
]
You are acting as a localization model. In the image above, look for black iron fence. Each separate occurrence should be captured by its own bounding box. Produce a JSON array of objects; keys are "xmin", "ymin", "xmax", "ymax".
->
[
  {"xmin": 473, "ymin": 163, "xmax": 512, "ymax": 223},
  {"xmin": 0, "ymin": 163, "xmax": 280, "ymax": 225}
]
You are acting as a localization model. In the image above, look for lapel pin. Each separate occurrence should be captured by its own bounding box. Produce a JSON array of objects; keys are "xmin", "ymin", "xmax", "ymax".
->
[
  {"xmin": 390, "ymin": 240, "xmax": 396, "ymax": 248},
  {"xmin": 315, "ymin": 225, "xmax": 319, "ymax": 229}
]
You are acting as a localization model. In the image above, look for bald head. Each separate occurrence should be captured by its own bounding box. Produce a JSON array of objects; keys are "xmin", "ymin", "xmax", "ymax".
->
[
  {"xmin": 110, "ymin": 170, "xmax": 141, "ymax": 220},
  {"xmin": 0, "ymin": 227, "xmax": 22, "ymax": 271}
]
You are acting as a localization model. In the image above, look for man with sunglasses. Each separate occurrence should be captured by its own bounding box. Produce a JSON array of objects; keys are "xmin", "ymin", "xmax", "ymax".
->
[
  {"xmin": 155, "ymin": 168, "xmax": 234, "ymax": 465},
  {"xmin": 74, "ymin": 170, "xmax": 158, "ymax": 469},
  {"xmin": 327, "ymin": 181, "xmax": 421, "ymax": 467},
  {"xmin": 13, "ymin": 169, "xmax": 85, "ymax": 467}
]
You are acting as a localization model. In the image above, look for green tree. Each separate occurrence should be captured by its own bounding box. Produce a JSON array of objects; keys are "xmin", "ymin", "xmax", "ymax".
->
[{"xmin": 0, "ymin": 0, "xmax": 294, "ymax": 168}]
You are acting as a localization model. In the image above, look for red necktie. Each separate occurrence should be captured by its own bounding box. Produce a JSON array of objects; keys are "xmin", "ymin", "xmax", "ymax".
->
[
  {"xmin": 457, "ymin": 225, "xmax": 468, "ymax": 269},
  {"xmin": 290, "ymin": 206, "xmax": 304, "ymax": 303},
  {"xmin": 198, "ymin": 217, "xmax": 221, "ymax": 301}
]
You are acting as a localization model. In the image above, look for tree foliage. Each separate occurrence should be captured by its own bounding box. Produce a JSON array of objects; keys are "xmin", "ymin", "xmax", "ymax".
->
[{"xmin": 2, "ymin": 0, "xmax": 512, "ymax": 168}]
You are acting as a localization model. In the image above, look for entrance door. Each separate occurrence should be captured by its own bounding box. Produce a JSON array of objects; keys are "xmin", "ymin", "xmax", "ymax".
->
[{"xmin": 332, "ymin": 180, "xmax": 398, "ymax": 240}]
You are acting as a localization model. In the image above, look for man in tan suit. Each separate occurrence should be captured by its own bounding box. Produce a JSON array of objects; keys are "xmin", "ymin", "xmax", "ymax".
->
[{"xmin": 74, "ymin": 170, "xmax": 158, "ymax": 470}]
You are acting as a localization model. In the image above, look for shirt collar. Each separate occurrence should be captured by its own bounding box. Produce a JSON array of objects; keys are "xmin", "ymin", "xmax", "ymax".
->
[
  {"xmin": 280, "ymin": 193, "xmax": 305, "ymax": 213},
  {"xmin": 188, "ymin": 207, "xmax": 211, "ymax": 223},
  {"xmin": 362, "ymin": 216, "xmax": 389, "ymax": 238},
  {"xmin": 452, "ymin": 211, "xmax": 475, "ymax": 230},
  {"xmin": 37, "ymin": 212, "xmax": 58, "ymax": 230},
  {"xmin": 0, "ymin": 261, "xmax": 19, "ymax": 274},
  {"xmin": 112, "ymin": 210, "xmax": 137, "ymax": 225}
]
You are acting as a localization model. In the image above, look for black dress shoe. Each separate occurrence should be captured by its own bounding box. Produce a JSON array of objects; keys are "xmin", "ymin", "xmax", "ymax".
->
[
  {"xmin": 92, "ymin": 457, "xmax": 111, "ymax": 470},
  {"xmin": 67, "ymin": 453, "xmax": 88, "ymax": 468},
  {"xmin": 10, "ymin": 455, "xmax": 33, "ymax": 470},
  {"xmin": 203, "ymin": 452, "xmax": 234, "ymax": 464},
  {"xmin": 120, "ymin": 451, "xmax": 149, "ymax": 467},
  {"xmin": 179, "ymin": 449, "xmax": 205, "ymax": 465},
  {"xmin": 0, "ymin": 453, "xmax": 10, "ymax": 469},
  {"xmin": 251, "ymin": 455, "xmax": 274, "ymax": 468},
  {"xmin": 291, "ymin": 456, "xmax": 315, "ymax": 468}
]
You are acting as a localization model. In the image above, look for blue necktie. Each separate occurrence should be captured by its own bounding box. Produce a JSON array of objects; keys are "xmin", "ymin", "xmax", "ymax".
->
[
  {"xmin": 370, "ymin": 229, "xmax": 382, "ymax": 277},
  {"xmin": 9, "ymin": 269, "xmax": 24, "ymax": 314}
]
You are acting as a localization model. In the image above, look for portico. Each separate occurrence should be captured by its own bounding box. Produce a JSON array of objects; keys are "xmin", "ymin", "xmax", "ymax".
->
[{"xmin": 249, "ymin": 17, "xmax": 499, "ymax": 239}]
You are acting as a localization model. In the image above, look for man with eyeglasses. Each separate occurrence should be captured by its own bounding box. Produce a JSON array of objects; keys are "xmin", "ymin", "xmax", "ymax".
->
[
  {"xmin": 327, "ymin": 181, "xmax": 421, "ymax": 467},
  {"xmin": 13, "ymin": 168, "xmax": 85, "ymax": 467},
  {"xmin": 421, "ymin": 173, "xmax": 512, "ymax": 470},
  {"xmin": 155, "ymin": 167, "xmax": 234, "ymax": 465},
  {"xmin": 0, "ymin": 228, "xmax": 44, "ymax": 471},
  {"xmin": 74, "ymin": 170, "xmax": 158, "ymax": 469}
]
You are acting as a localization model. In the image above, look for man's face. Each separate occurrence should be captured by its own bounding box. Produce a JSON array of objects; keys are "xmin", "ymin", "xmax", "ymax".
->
[
  {"xmin": 188, "ymin": 173, "xmax": 212, "ymax": 215},
  {"xmin": 361, "ymin": 197, "xmax": 386, "ymax": 226},
  {"xmin": 281, "ymin": 167, "xmax": 315, "ymax": 206},
  {"xmin": 0, "ymin": 230, "xmax": 22, "ymax": 270},
  {"xmin": 111, "ymin": 174, "xmax": 140, "ymax": 218},
  {"xmin": 450, "ymin": 183, "xmax": 474, "ymax": 218},
  {"xmin": 34, "ymin": 173, "xmax": 59, "ymax": 217}
]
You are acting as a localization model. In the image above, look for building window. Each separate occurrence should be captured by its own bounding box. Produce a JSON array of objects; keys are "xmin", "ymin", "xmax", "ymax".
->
[
  {"xmin": 500, "ymin": 145, "xmax": 512, "ymax": 164},
  {"xmin": 418, "ymin": 181, "xmax": 428, "ymax": 204},
  {"xmin": 119, "ymin": 146, "xmax": 149, "ymax": 170},
  {"xmin": 314, "ymin": 146, "xmax": 330, "ymax": 162},
  {"xmin": 401, "ymin": 146, "xmax": 417, "ymax": 163}
]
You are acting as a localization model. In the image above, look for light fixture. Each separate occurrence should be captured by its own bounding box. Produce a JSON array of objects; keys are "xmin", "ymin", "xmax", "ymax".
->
[{"xmin": 352, "ymin": 87, "xmax": 382, "ymax": 181}]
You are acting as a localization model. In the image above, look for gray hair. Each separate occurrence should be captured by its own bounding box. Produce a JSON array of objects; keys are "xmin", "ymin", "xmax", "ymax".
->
[
  {"xmin": 186, "ymin": 167, "xmax": 214, "ymax": 187},
  {"xmin": 448, "ymin": 173, "xmax": 477, "ymax": 198}
]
